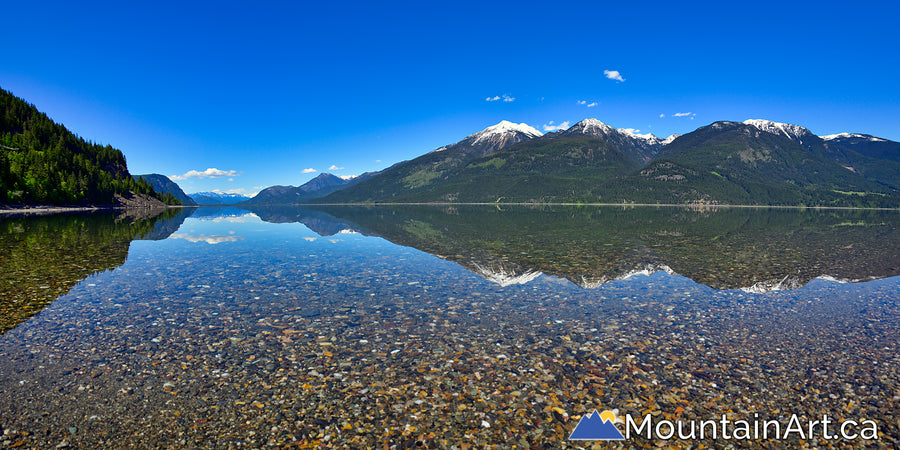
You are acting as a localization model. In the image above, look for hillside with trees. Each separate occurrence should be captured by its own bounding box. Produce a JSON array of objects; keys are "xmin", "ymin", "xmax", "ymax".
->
[{"xmin": 0, "ymin": 87, "xmax": 176, "ymax": 205}]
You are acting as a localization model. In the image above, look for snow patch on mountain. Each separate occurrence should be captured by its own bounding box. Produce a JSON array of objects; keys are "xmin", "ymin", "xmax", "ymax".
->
[
  {"xmin": 821, "ymin": 132, "xmax": 888, "ymax": 142},
  {"xmin": 618, "ymin": 128, "xmax": 660, "ymax": 143},
  {"xmin": 571, "ymin": 118, "xmax": 617, "ymax": 135},
  {"xmin": 661, "ymin": 134, "xmax": 680, "ymax": 145},
  {"xmin": 743, "ymin": 119, "xmax": 813, "ymax": 144}
]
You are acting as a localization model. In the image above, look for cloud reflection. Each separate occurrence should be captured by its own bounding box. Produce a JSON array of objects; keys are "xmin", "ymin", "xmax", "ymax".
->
[{"xmin": 170, "ymin": 233, "xmax": 244, "ymax": 245}]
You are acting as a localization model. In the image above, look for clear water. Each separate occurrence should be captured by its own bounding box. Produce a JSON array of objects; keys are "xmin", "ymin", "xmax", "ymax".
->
[{"xmin": 0, "ymin": 206, "xmax": 897, "ymax": 448}]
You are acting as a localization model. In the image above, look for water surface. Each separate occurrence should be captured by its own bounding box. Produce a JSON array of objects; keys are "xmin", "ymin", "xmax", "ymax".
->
[{"xmin": 0, "ymin": 206, "xmax": 897, "ymax": 448}]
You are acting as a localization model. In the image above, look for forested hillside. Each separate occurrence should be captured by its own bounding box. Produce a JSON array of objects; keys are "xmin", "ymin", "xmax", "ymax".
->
[{"xmin": 0, "ymin": 87, "xmax": 173, "ymax": 205}]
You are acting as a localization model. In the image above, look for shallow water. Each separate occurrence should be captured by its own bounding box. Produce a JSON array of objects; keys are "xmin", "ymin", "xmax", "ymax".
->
[{"xmin": 0, "ymin": 206, "xmax": 897, "ymax": 448}]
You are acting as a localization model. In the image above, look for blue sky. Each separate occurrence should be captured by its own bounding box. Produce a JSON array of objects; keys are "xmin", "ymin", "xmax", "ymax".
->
[{"xmin": 3, "ymin": 1, "xmax": 898, "ymax": 196}]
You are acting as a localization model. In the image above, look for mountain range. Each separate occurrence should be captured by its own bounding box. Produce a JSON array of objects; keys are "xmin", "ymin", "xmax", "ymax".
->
[
  {"xmin": 189, "ymin": 191, "xmax": 252, "ymax": 205},
  {"xmin": 129, "ymin": 117, "xmax": 899, "ymax": 209},
  {"xmin": 244, "ymin": 172, "xmax": 375, "ymax": 205},
  {"xmin": 310, "ymin": 118, "xmax": 898, "ymax": 207},
  {"xmin": 4, "ymin": 82, "xmax": 897, "ymax": 209}
]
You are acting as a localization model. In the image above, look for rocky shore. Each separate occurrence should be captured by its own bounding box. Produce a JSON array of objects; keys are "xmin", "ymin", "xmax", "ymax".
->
[{"xmin": 0, "ymin": 193, "xmax": 170, "ymax": 216}]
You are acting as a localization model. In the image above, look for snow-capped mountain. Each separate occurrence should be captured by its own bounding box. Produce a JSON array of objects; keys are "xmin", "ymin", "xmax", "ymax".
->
[
  {"xmin": 619, "ymin": 129, "xmax": 679, "ymax": 147},
  {"xmin": 433, "ymin": 118, "xmax": 680, "ymax": 163},
  {"xmin": 661, "ymin": 134, "xmax": 680, "ymax": 145},
  {"xmin": 819, "ymin": 132, "xmax": 899, "ymax": 162},
  {"xmin": 189, "ymin": 191, "xmax": 251, "ymax": 205},
  {"xmin": 564, "ymin": 118, "xmax": 618, "ymax": 137},
  {"xmin": 618, "ymin": 127, "xmax": 663, "ymax": 145},
  {"xmin": 745, "ymin": 121, "xmax": 895, "ymax": 151},
  {"xmin": 318, "ymin": 116, "xmax": 898, "ymax": 205},
  {"xmin": 471, "ymin": 120, "xmax": 542, "ymax": 143},
  {"xmin": 821, "ymin": 133, "xmax": 889, "ymax": 142},
  {"xmin": 560, "ymin": 118, "xmax": 667, "ymax": 163},
  {"xmin": 743, "ymin": 119, "xmax": 816, "ymax": 145},
  {"xmin": 744, "ymin": 119, "xmax": 898, "ymax": 167},
  {"xmin": 447, "ymin": 120, "xmax": 543, "ymax": 157}
]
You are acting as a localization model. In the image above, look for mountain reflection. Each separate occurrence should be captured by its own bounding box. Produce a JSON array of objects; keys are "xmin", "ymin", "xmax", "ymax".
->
[
  {"xmin": 0, "ymin": 208, "xmax": 193, "ymax": 334},
  {"xmin": 261, "ymin": 205, "xmax": 898, "ymax": 292}
]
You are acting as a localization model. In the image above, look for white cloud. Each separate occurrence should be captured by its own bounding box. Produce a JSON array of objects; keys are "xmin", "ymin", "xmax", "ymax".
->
[
  {"xmin": 301, "ymin": 168, "xmax": 317, "ymax": 174},
  {"xmin": 659, "ymin": 113, "xmax": 665, "ymax": 118},
  {"xmin": 604, "ymin": 70, "xmax": 625, "ymax": 82},
  {"xmin": 578, "ymin": 100, "xmax": 598, "ymax": 107},
  {"xmin": 170, "ymin": 167, "xmax": 239, "ymax": 181},
  {"xmin": 620, "ymin": 128, "xmax": 641, "ymax": 134},
  {"xmin": 338, "ymin": 174, "xmax": 358, "ymax": 180},
  {"xmin": 542, "ymin": 121, "xmax": 571, "ymax": 132},
  {"xmin": 674, "ymin": 112, "xmax": 695, "ymax": 117},
  {"xmin": 328, "ymin": 164, "xmax": 345, "ymax": 171},
  {"xmin": 487, "ymin": 94, "xmax": 514, "ymax": 102},
  {"xmin": 577, "ymin": 100, "xmax": 586, "ymax": 105},
  {"xmin": 587, "ymin": 102, "xmax": 598, "ymax": 107}
]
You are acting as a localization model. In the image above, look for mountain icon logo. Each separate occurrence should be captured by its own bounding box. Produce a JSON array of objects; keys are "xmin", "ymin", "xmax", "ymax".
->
[{"xmin": 568, "ymin": 409, "xmax": 626, "ymax": 440}]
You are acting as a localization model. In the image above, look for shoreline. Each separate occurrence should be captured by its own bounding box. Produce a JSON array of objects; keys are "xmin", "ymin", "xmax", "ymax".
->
[
  {"xmin": 1, "ymin": 202, "xmax": 897, "ymax": 216},
  {"xmin": 0, "ymin": 204, "xmax": 194, "ymax": 216},
  {"xmin": 306, "ymin": 202, "xmax": 900, "ymax": 211}
]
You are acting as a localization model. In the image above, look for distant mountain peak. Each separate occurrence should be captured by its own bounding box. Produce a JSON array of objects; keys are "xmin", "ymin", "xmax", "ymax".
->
[
  {"xmin": 471, "ymin": 120, "xmax": 542, "ymax": 145},
  {"xmin": 617, "ymin": 128, "xmax": 660, "ymax": 143},
  {"xmin": 190, "ymin": 191, "xmax": 250, "ymax": 198},
  {"xmin": 743, "ymin": 119, "xmax": 814, "ymax": 143},
  {"xmin": 299, "ymin": 172, "xmax": 349, "ymax": 192},
  {"xmin": 310, "ymin": 172, "xmax": 341, "ymax": 181},
  {"xmin": 559, "ymin": 119, "xmax": 666, "ymax": 163},
  {"xmin": 569, "ymin": 118, "xmax": 616, "ymax": 135},
  {"xmin": 661, "ymin": 134, "xmax": 680, "ymax": 145},
  {"xmin": 188, "ymin": 191, "xmax": 251, "ymax": 205},
  {"xmin": 821, "ymin": 132, "xmax": 888, "ymax": 142},
  {"xmin": 442, "ymin": 120, "xmax": 544, "ymax": 156}
]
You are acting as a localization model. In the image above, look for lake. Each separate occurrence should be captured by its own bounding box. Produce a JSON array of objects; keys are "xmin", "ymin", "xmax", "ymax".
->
[{"xmin": 1, "ymin": 206, "xmax": 897, "ymax": 448}]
